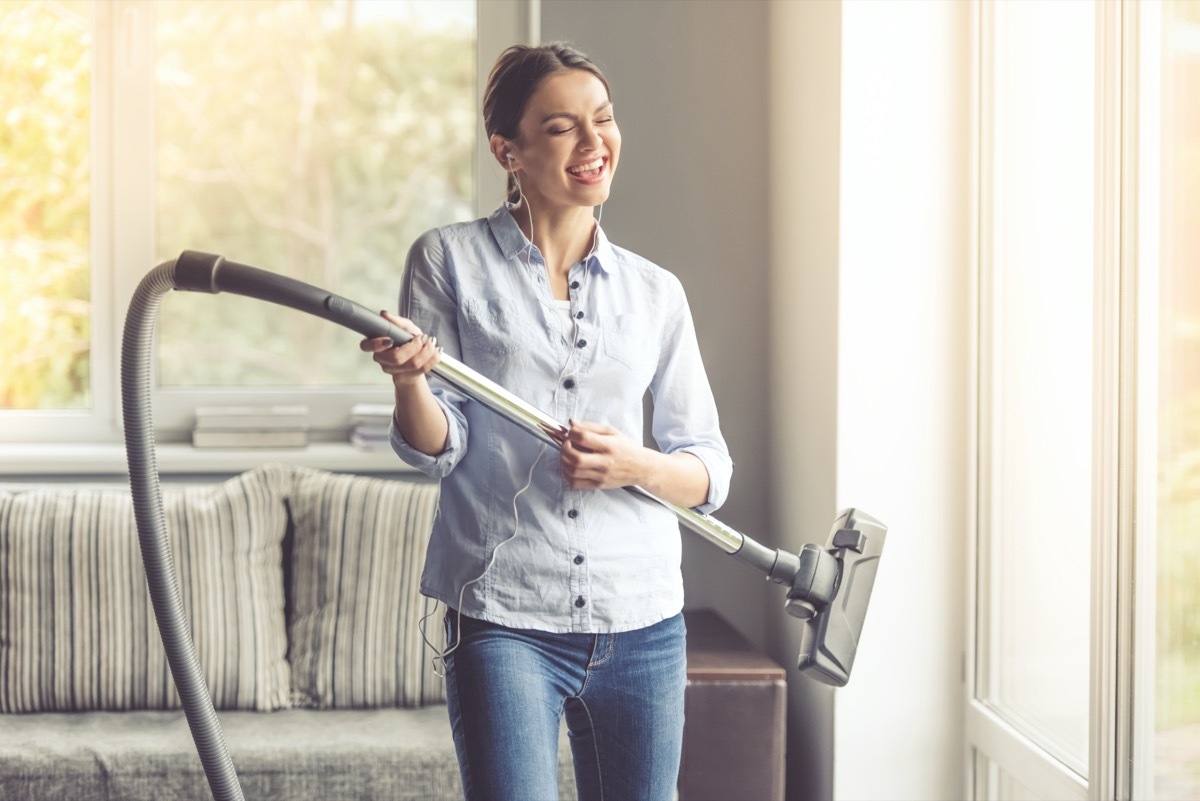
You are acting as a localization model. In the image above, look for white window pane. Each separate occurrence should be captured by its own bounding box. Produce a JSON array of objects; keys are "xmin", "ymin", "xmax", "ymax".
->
[
  {"xmin": 1155, "ymin": 2, "xmax": 1200, "ymax": 798},
  {"xmin": 973, "ymin": 750, "xmax": 1046, "ymax": 801},
  {"xmin": 152, "ymin": 0, "xmax": 475, "ymax": 387},
  {"xmin": 979, "ymin": 0, "xmax": 1094, "ymax": 773},
  {"xmin": 0, "ymin": 0, "xmax": 92, "ymax": 410}
]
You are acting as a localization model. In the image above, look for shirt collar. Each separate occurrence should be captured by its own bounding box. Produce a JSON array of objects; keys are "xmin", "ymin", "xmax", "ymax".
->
[{"xmin": 488, "ymin": 204, "xmax": 616, "ymax": 275}]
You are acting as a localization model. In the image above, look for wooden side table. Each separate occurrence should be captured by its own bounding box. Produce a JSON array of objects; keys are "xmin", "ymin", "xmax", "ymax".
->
[{"xmin": 680, "ymin": 609, "xmax": 787, "ymax": 801}]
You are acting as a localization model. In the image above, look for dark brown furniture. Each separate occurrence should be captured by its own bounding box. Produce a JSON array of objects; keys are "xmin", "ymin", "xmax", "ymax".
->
[{"xmin": 681, "ymin": 609, "xmax": 787, "ymax": 801}]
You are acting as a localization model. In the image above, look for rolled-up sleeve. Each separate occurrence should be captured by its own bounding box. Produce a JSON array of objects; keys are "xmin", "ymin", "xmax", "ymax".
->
[
  {"xmin": 389, "ymin": 229, "xmax": 470, "ymax": 478},
  {"xmin": 389, "ymin": 406, "xmax": 464, "ymax": 478},
  {"xmin": 649, "ymin": 277, "xmax": 733, "ymax": 515}
]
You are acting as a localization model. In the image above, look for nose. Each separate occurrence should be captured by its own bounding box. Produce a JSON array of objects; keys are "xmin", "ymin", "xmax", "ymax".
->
[{"xmin": 581, "ymin": 122, "xmax": 604, "ymax": 152}]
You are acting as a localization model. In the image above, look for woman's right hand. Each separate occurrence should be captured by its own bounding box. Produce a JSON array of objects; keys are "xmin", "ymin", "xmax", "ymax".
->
[{"xmin": 359, "ymin": 311, "xmax": 441, "ymax": 388}]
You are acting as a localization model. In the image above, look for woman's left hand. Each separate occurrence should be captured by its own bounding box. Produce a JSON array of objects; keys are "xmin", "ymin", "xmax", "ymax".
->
[{"xmin": 557, "ymin": 419, "xmax": 647, "ymax": 490}]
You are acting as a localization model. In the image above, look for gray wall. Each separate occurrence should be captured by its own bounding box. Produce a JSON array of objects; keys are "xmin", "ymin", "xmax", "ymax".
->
[
  {"xmin": 538, "ymin": 0, "xmax": 826, "ymax": 796},
  {"xmin": 540, "ymin": 0, "xmax": 774, "ymax": 648}
]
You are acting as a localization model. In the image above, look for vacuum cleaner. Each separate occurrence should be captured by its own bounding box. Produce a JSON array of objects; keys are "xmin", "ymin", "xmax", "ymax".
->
[{"xmin": 122, "ymin": 251, "xmax": 887, "ymax": 801}]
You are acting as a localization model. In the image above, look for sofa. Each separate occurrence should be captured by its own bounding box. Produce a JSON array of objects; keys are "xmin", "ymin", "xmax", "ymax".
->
[
  {"xmin": 0, "ymin": 463, "xmax": 788, "ymax": 801},
  {"xmin": 0, "ymin": 463, "xmax": 576, "ymax": 801}
]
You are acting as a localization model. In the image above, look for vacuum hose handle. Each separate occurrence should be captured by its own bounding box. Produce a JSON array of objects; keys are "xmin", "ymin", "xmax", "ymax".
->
[{"xmin": 175, "ymin": 250, "xmax": 415, "ymax": 345}]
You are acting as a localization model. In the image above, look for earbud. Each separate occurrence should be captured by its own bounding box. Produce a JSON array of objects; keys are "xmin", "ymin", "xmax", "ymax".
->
[{"xmin": 506, "ymin": 152, "xmax": 515, "ymax": 164}]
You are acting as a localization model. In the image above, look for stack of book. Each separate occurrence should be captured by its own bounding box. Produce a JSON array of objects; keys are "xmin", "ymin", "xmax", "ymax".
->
[
  {"xmin": 349, "ymin": 403, "xmax": 394, "ymax": 451},
  {"xmin": 191, "ymin": 405, "xmax": 310, "ymax": 449}
]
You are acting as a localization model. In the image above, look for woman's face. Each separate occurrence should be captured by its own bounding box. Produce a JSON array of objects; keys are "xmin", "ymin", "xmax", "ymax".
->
[{"xmin": 508, "ymin": 69, "xmax": 621, "ymax": 210}]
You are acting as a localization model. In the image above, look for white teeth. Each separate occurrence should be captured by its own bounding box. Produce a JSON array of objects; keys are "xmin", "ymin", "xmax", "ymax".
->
[{"xmin": 568, "ymin": 158, "xmax": 604, "ymax": 174}]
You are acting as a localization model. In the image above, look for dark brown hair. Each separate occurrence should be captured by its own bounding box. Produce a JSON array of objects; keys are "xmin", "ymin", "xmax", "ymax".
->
[{"xmin": 483, "ymin": 43, "xmax": 611, "ymax": 203}]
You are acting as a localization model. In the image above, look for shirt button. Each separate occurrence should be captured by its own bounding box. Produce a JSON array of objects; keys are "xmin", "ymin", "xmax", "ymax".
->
[
  {"xmin": 573, "ymin": 555, "xmax": 584, "ymax": 565},
  {"xmin": 570, "ymin": 280, "xmax": 581, "ymax": 290},
  {"xmin": 567, "ymin": 509, "xmax": 579, "ymax": 519},
  {"xmin": 563, "ymin": 378, "xmax": 576, "ymax": 390},
  {"xmin": 574, "ymin": 596, "xmax": 586, "ymax": 608},
  {"xmin": 575, "ymin": 311, "xmax": 584, "ymax": 319},
  {"xmin": 576, "ymin": 339, "xmax": 587, "ymax": 349}
]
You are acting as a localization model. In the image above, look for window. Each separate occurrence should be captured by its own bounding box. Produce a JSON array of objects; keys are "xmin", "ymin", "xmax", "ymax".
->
[
  {"xmin": 1, "ymin": 0, "xmax": 526, "ymax": 444},
  {"xmin": 970, "ymin": 1, "xmax": 1200, "ymax": 798}
]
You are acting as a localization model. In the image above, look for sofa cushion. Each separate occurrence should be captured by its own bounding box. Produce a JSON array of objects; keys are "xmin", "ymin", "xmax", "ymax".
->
[
  {"xmin": 287, "ymin": 468, "xmax": 445, "ymax": 708},
  {"xmin": 0, "ymin": 464, "xmax": 292, "ymax": 712},
  {"xmin": 0, "ymin": 707, "xmax": 578, "ymax": 801}
]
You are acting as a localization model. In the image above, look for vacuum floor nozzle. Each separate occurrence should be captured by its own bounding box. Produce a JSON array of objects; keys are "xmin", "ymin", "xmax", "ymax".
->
[{"xmin": 795, "ymin": 508, "xmax": 887, "ymax": 687}]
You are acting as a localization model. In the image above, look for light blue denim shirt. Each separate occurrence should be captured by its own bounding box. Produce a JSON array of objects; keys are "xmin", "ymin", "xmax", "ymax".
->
[{"xmin": 390, "ymin": 205, "xmax": 732, "ymax": 634}]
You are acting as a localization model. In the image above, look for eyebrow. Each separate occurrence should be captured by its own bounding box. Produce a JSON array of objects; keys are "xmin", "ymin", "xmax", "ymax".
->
[{"xmin": 540, "ymin": 102, "xmax": 613, "ymax": 124}]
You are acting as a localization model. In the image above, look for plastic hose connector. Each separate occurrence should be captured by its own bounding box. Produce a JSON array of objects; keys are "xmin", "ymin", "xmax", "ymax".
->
[{"xmin": 121, "ymin": 259, "xmax": 245, "ymax": 801}]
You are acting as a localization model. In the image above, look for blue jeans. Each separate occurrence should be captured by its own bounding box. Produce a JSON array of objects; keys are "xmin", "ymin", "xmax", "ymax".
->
[{"xmin": 443, "ymin": 611, "xmax": 687, "ymax": 801}]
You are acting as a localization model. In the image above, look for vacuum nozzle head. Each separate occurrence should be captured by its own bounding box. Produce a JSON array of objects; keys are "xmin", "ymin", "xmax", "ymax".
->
[{"xmin": 795, "ymin": 508, "xmax": 887, "ymax": 686}]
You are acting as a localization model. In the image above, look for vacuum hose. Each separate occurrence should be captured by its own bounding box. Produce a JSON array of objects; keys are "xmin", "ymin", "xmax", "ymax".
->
[
  {"xmin": 122, "ymin": 252, "xmax": 886, "ymax": 801},
  {"xmin": 121, "ymin": 261, "xmax": 245, "ymax": 801}
]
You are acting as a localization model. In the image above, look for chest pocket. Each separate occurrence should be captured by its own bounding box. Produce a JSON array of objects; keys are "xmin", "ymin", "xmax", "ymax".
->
[
  {"xmin": 602, "ymin": 313, "xmax": 657, "ymax": 375},
  {"xmin": 460, "ymin": 298, "xmax": 522, "ymax": 355}
]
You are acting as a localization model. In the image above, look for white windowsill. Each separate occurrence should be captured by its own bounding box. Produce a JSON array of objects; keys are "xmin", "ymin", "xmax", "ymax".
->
[{"xmin": 0, "ymin": 442, "xmax": 415, "ymax": 478}]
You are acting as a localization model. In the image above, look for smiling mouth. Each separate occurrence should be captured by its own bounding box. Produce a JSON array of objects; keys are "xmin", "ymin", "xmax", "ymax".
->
[{"xmin": 566, "ymin": 157, "xmax": 606, "ymax": 179}]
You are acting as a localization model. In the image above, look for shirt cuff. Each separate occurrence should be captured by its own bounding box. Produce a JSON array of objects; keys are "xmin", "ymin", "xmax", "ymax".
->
[
  {"xmin": 678, "ymin": 445, "xmax": 733, "ymax": 515},
  {"xmin": 388, "ymin": 405, "xmax": 462, "ymax": 478}
]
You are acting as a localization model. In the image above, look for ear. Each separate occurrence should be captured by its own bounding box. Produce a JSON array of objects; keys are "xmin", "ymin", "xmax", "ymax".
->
[{"xmin": 489, "ymin": 135, "xmax": 516, "ymax": 170}]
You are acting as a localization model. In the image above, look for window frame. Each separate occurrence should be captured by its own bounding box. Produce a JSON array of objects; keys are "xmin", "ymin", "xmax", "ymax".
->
[
  {"xmin": 0, "ymin": 0, "xmax": 531, "ymax": 446},
  {"xmin": 967, "ymin": 2, "xmax": 1096, "ymax": 797}
]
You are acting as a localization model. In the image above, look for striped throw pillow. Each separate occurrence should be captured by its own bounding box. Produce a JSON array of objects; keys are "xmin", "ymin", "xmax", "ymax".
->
[
  {"xmin": 0, "ymin": 464, "xmax": 292, "ymax": 713},
  {"xmin": 286, "ymin": 468, "xmax": 444, "ymax": 708}
]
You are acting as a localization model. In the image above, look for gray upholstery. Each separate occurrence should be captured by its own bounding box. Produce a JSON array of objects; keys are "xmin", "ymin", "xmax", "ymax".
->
[
  {"xmin": 0, "ymin": 466, "xmax": 581, "ymax": 801},
  {"xmin": 0, "ymin": 707, "xmax": 578, "ymax": 801}
]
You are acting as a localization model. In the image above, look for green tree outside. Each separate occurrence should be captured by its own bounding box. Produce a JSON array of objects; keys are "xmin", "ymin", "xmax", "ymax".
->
[{"xmin": 0, "ymin": 0, "xmax": 92, "ymax": 410}]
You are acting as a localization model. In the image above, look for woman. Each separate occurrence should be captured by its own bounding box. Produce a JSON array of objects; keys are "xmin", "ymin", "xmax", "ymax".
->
[{"xmin": 361, "ymin": 43, "xmax": 732, "ymax": 801}]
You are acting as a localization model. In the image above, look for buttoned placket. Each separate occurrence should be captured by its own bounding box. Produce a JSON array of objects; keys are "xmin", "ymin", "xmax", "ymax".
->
[
  {"xmin": 525, "ymin": 250, "xmax": 591, "ymax": 630},
  {"xmin": 507, "ymin": 228, "xmax": 600, "ymax": 630},
  {"xmin": 565, "ymin": 256, "xmax": 594, "ymax": 630}
]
